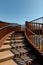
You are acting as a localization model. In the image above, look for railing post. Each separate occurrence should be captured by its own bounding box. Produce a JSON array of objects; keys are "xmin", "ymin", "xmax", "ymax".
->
[
  {"xmin": 40, "ymin": 24, "xmax": 43, "ymax": 52},
  {"xmin": 41, "ymin": 24, "xmax": 43, "ymax": 52}
]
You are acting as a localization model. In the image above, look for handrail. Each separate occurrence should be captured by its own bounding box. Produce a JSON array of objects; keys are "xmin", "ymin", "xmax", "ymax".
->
[
  {"xmin": 0, "ymin": 25, "xmax": 10, "ymax": 30},
  {"xmin": 0, "ymin": 24, "xmax": 21, "ymax": 31},
  {"xmin": 0, "ymin": 24, "xmax": 21, "ymax": 39}
]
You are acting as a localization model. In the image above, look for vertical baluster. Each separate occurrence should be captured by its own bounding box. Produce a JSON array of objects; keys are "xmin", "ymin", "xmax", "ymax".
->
[
  {"xmin": 31, "ymin": 23, "xmax": 32, "ymax": 42},
  {"xmin": 35, "ymin": 23, "xmax": 36, "ymax": 46},
  {"xmin": 29, "ymin": 23, "xmax": 30, "ymax": 40},
  {"xmin": 35, "ymin": 23, "xmax": 37, "ymax": 47},
  {"xmin": 32, "ymin": 23, "xmax": 34, "ymax": 44},
  {"xmin": 39, "ymin": 24, "xmax": 40, "ymax": 49},
  {"xmin": 36, "ymin": 23, "xmax": 37, "ymax": 47},
  {"xmin": 36, "ymin": 24, "xmax": 38, "ymax": 48},
  {"xmin": 30, "ymin": 23, "xmax": 32, "ymax": 42},
  {"xmin": 32, "ymin": 23, "xmax": 33, "ymax": 43},
  {"xmin": 28, "ymin": 23, "xmax": 30, "ymax": 38},
  {"xmin": 28, "ymin": 23, "xmax": 30, "ymax": 39},
  {"xmin": 33, "ymin": 23, "xmax": 35, "ymax": 45},
  {"xmin": 33, "ymin": 23, "xmax": 34, "ymax": 44}
]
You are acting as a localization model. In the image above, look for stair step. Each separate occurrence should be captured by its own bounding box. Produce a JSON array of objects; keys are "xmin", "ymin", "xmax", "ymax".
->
[
  {"xmin": 11, "ymin": 43, "xmax": 25, "ymax": 48},
  {"xmin": 21, "ymin": 54, "xmax": 35, "ymax": 65},
  {"xmin": 12, "ymin": 37, "xmax": 25, "ymax": 40},
  {"xmin": 12, "ymin": 49, "xmax": 20, "ymax": 55},
  {"xmin": 21, "ymin": 56, "xmax": 33, "ymax": 64},
  {"xmin": 11, "ymin": 49, "xmax": 20, "ymax": 57},
  {"xmin": 0, "ymin": 59, "xmax": 17, "ymax": 65},
  {"xmin": 15, "ymin": 43, "xmax": 25, "ymax": 47},
  {"xmin": 8, "ymin": 35, "xmax": 12, "ymax": 37},
  {"xmin": 14, "ymin": 40, "xmax": 24, "ymax": 43},
  {"xmin": 7, "ymin": 36, "xmax": 11, "ymax": 39},
  {"xmin": 18, "ymin": 48, "xmax": 28, "ymax": 52},
  {"xmin": 14, "ymin": 35, "xmax": 24, "ymax": 37},
  {"xmin": 0, "ymin": 50, "xmax": 14, "ymax": 62},
  {"xmin": 11, "ymin": 44, "xmax": 16, "ymax": 48},
  {"xmin": 14, "ymin": 36, "xmax": 25, "ymax": 39},
  {"xmin": 3, "ymin": 40, "xmax": 11, "ymax": 44},
  {"xmin": 11, "ymin": 39, "xmax": 24, "ymax": 43},
  {"xmin": 6, "ymin": 37, "xmax": 11, "ymax": 40},
  {"xmin": 12, "ymin": 48, "xmax": 28, "ymax": 57},
  {"xmin": 14, "ymin": 32, "xmax": 24, "ymax": 35},
  {"xmin": 0, "ymin": 44, "xmax": 11, "ymax": 51},
  {"xmin": 15, "ymin": 58, "xmax": 26, "ymax": 65}
]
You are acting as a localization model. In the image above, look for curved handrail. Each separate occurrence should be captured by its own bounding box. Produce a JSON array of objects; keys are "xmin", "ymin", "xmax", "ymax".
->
[
  {"xmin": 0, "ymin": 24, "xmax": 21, "ymax": 39},
  {"xmin": 0, "ymin": 24, "xmax": 21, "ymax": 47}
]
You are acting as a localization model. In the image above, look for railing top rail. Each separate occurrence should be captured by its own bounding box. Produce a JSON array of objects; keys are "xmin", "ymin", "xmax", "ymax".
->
[{"xmin": 26, "ymin": 17, "xmax": 43, "ymax": 24}]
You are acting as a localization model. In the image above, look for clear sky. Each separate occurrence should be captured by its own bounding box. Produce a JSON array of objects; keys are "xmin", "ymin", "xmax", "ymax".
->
[{"xmin": 0, "ymin": 0, "xmax": 43, "ymax": 24}]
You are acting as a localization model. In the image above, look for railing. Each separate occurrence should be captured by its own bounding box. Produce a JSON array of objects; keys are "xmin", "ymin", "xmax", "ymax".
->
[
  {"xmin": 0, "ymin": 24, "xmax": 21, "ymax": 47},
  {"xmin": 0, "ymin": 21, "xmax": 9, "ymax": 28},
  {"xmin": 25, "ymin": 17, "xmax": 43, "ymax": 54},
  {"xmin": 0, "ymin": 25, "xmax": 21, "ymax": 39}
]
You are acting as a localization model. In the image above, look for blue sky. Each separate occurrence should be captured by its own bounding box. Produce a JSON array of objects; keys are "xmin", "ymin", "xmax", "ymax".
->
[{"xmin": 0, "ymin": 0, "xmax": 43, "ymax": 24}]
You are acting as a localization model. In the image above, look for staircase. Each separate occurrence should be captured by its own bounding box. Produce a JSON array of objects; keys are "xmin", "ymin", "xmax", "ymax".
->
[
  {"xmin": 0, "ymin": 31, "xmax": 40, "ymax": 65},
  {"xmin": 0, "ymin": 32, "xmax": 17, "ymax": 65}
]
